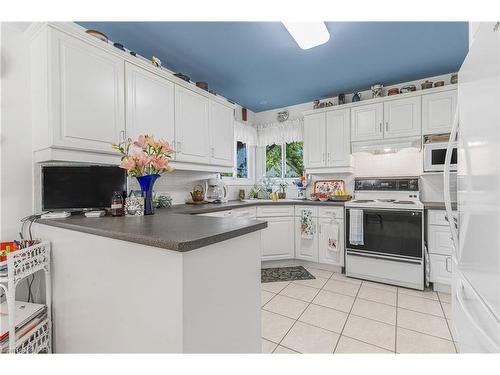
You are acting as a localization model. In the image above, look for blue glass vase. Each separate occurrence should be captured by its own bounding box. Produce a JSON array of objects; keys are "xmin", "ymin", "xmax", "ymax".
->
[{"xmin": 136, "ymin": 174, "xmax": 160, "ymax": 215}]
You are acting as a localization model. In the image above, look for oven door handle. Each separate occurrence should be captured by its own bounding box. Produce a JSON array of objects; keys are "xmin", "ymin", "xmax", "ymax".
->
[{"xmin": 346, "ymin": 249, "xmax": 422, "ymax": 265}]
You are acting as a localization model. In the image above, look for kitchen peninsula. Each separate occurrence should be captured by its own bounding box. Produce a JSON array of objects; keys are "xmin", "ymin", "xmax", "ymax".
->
[{"xmin": 33, "ymin": 206, "xmax": 267, "ymax": 353}]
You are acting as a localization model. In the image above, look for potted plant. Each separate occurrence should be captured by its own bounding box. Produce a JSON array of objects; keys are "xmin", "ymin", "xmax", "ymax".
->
[
  {"xmin": 112, "ymin": 134, "xmax": 175, "ymax": 215},
  {"xmin": 278, "ymin": 180, "xmax": 289, "ymax": 199}
]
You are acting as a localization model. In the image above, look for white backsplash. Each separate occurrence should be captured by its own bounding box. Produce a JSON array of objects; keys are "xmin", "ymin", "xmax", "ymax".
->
[
  {"xmin": 128, "ymin": 170, "xmax": 218, "ymax": 205},
  {"xmin": 125, "ymin": 149, "xmax": 454, "ymax": 205},
  {"xmin": 307, "ymin": 149, "xmax": 455, "ymax": 203}
]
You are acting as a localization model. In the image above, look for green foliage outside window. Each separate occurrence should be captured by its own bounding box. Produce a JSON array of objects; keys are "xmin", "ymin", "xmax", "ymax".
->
[
  {"xmin": 285, "ymin": 141, "xmax": 304, "ymax": 178},
  {"xmin": 265, "ymin": 144, "xmax": 282, "ymax": 177},
  {"xmin": 266, "ymin": 142, "xmax": 303, "ymax": 178}
]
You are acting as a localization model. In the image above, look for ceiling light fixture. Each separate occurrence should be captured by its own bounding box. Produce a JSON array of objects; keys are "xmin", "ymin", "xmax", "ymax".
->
[{"xmin": 282, "ymin": 22, "xmax": 330, "ymax": 50}]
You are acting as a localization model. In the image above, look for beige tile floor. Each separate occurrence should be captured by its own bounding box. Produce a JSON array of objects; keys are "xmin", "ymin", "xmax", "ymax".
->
[{"xmin": 261, "ymin": 266, "xmax": 456, "ymax": 354}]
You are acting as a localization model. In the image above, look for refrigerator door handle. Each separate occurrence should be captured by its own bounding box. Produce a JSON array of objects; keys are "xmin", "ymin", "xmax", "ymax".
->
[
  {"xmin": 444, "ymin": 108, "xmax": 460, "ymax": 256},
  {"xmin": 456, "ymin": 278, "xmax": 500, "ymax": 351}
]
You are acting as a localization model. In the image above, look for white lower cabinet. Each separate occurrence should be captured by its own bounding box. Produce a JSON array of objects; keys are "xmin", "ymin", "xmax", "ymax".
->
[
  {"xmin": 318, "ymin": 217, "xmax": 345, "ymax": 267},
  {"xmin": 260, "ymin": 217, "xmax": 295, "ymax": 261},
  {"xmin": 429, "ymin": 254, "xmax": 452, "ymax": 285},
  {"xmin": 294, "ymin": 217, "xmax": 318, "ymax": 262},
  {"xmin": 293, "ymin": 206, "xmax": 345, "ymax": 266},
  {"xmin": 232, "ymin": 207, "xmax": 256, "ymax": 219},
  {"xmin": 427, "ymin": 209, "xmax": 455, "ymax": 286}
]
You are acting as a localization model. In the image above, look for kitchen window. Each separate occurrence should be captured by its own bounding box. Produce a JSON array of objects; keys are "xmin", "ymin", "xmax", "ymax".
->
[
  {"xmin": 265, "ymin": 141, "xmax": 304, "ymax": 179},
  {"xmin": 222, "ymin": 141, "xmax": 254, "ymax": 183}
]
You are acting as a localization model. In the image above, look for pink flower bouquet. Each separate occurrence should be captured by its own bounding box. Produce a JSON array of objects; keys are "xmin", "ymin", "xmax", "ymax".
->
[{"xmin": 112, "ymin": 135, "xmax": 175, "ymax": 177}]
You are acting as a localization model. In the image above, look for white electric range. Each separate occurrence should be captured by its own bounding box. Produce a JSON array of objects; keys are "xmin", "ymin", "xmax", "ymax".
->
[{"xmin": 345, "ymin": 177, "xmax": 425, "ymax": 290}]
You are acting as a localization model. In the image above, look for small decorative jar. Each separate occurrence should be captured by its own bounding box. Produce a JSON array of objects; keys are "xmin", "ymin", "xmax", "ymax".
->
[
  {"xmin": 352, "ymin": 92, "xmax": 361, "ymax": 102},
  {"xmin": 451, "ymin": 73, "xmax": 458, "ymax": 84},
  {"xmin": 387, "ymin": 88, "xmax": 400, "ymax": 96},
  {"xmin": 421, "ymin": 80, "xmax": 433, "ymax": 90},
  {"xmin": 371, "ymin": 84, "xmax": 384, "ymax": 98}
]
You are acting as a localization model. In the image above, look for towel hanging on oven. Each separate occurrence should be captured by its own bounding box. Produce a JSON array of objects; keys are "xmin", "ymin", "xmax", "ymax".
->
[{"xmin": 349, "ymin": 209, "xmax": 364, "ymax": 245}]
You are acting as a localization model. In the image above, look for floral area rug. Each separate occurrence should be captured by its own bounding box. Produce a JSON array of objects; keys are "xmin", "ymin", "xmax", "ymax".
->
[{"xmin": 261, "ymin": 266, "xmax": 315, "ymax": 283}]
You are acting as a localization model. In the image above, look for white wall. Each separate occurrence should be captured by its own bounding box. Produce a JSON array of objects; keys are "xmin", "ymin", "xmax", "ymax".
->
[{"xmin": 0, "ymin": 22, "xmax": 33, "ymax": 240}]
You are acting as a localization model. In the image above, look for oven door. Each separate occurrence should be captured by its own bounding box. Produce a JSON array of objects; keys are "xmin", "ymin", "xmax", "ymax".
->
[
  {"xmin": 424, "ymin": 143, "xmax": 458, "ymax": 172},
  {"xmin": 346, "ymin": 208, "xmax": 423, "ymax": 262}
]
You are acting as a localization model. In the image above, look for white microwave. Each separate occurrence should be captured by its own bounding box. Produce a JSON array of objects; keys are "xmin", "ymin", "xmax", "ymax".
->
[{"xmin": 424, "ymin": 141, "xmax": 457, "ymax": 172}]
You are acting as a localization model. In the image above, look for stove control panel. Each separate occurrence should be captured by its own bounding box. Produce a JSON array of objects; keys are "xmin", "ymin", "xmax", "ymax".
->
[{"xmin": 355, "ymin": 178, "xmax": 419, "ymax": 191}]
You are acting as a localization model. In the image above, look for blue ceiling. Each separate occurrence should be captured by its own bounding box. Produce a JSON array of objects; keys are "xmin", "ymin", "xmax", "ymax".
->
[{"xmin": 77, "ymin": 22, "xmax": 468, "ymax": 112}]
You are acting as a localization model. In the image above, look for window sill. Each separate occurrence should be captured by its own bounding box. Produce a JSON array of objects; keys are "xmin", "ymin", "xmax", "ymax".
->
[{"xmin": 222, "ymin": 177, "xmax": 254, "ymax": 186}]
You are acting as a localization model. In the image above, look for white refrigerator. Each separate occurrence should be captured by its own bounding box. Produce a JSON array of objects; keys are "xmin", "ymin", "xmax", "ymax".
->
[{"xmin": 444, "ymin": 21, "xmax": 500, "ymax": 353}]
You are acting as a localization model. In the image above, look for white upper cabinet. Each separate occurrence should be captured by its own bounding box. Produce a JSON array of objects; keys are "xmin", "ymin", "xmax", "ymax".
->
[
  {"xmin": 350, "ymin": 103, "xmax": 384, "ymax": 141},
  {"xmin": 422, "ymin": 90, "xmax": 457, "ymax": 135},
  {"xmin": 209, "ymin": 101, "xmax": 234, "ymax": 167},
  {"xmin": 41, "ymin": 28, "xmax": 125, "ymax": 154},
  {"xmin": 326, "ymin": 109, "xmax": 351, "ymax": 166},
  {"xmin": 30, "ymin": 24, "xmax": 236, "ymax": 168},
  {"xmin": 303, "ymin": 112, "xmax": 327, "ymax": 168},
  {"xmin": 383, "ymin": 96, "xmax": 422, "ymax": 139},
  {"xmin": 125, "ymin": 63, "xmax": 175, "ymax": 142},
  {"xmin": 304, "ymin": 109, "xmax": 351, "ymax": 171},
  {"xmin": 174, "ymin": 85, "xmax": 211, "ymax": 164}
]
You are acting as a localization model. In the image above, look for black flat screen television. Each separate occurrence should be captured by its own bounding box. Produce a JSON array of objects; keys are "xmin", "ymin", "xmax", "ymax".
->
[{"xmin": 42, "ymin": 165, "xmax": 127, "ymax": 211}]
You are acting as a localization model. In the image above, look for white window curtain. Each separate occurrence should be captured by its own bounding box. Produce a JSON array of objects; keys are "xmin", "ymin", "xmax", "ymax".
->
[
  {"xmin": 257, "ymin": 118, "xmax": 304, "ymax": 147},
  {"xmin": 234, "ymin": 121, "xmax": 258, "ymax": 146}
]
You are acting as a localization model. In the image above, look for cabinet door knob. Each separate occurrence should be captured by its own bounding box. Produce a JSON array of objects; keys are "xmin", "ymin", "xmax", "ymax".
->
[
  {"xmin": 379, "ymin": 123, "xmax": 383, "ymax": 133},
  {"xmin": 177, "ymin": 141, "xmax": 182, "ymax": 153},
  {"xmin": 385, "ymin": 122, "xmax": 389, "ymax": 132}
]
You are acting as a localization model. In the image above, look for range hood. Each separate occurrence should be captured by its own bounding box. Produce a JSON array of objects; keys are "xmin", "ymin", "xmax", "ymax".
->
[{"xmin": 351, "ymin": 136, "xmax": 421, "ymax": 155}]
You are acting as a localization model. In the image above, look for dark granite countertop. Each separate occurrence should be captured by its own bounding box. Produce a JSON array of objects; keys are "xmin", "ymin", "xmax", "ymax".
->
[
  {"xmin": 423, "ymin": 201, "xmax": 457, "ymax": 210},
  {"xmin": 38, "ymin": 199, "xmax": 346, "ymax": 252}
]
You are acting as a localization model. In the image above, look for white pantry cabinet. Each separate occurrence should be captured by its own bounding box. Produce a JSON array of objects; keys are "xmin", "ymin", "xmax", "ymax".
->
[
  {"xmin": 422, "ymin": 90, "xmax": 457, "ymax": 135},
  {"xmin": 174, "ymin": 85, "xmax": 211, "ymax": 164},
  {"xmin": 125, "ymin": 62, "xmax": 175, "ymax": 142},
  {"xmin": 383, "ymin": 97, "xmax": 422, "ymax": 139},
  {"xmin": 260, "ymin": 217, "xmax": 295, "ymax": 261},
  {"xmin": 32, "ymin": 27, "xmax": 125, "ymax": 155},
  {"xmin": 304, "ymin": 109, "xmax": 352, "ymax": 171},
  {"xmin": 350, "ymin": 103, "xmax": 384, "ymax": 141},
  {"xmin": 303, "ymin": 112, "xmax": 327, "ymax": 168},
  {"xmin": 209, "ymin": 101, "xmax": 234, "ymax": 166}
]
